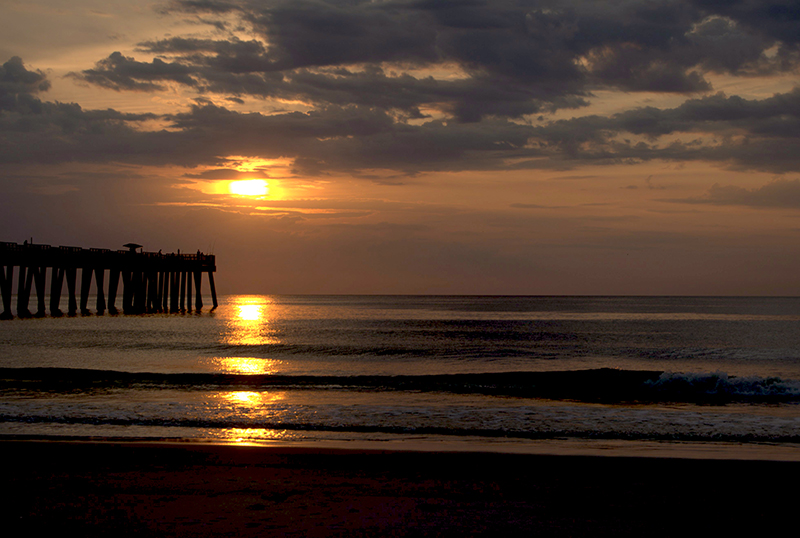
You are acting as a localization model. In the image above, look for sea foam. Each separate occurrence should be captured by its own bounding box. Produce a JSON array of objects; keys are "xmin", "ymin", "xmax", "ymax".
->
[{"xmin": 647, "ymin": 371, "xmax": 800, "ymax": 401}]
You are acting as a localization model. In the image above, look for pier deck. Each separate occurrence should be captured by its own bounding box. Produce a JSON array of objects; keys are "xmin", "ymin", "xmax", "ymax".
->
[{"xmin": 0, "ymin": 242, "xmax": 217, "ymax": 319}]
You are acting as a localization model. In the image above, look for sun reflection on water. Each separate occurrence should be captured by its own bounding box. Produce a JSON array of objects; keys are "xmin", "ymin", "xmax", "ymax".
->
[
  {"xmin": 237, "ymin": 304, "xmax": 263, "ymax": 321},
  {"xmin": 221, "ymin": 296, "xmax": 281, "ymax": 347},
  {"xmin": 222, "ymin": 390, "xmax": 285, "ymax": 406},
  {"xmin": 221, "ymin": 428, "xmax": 296, "ymax": 445},
  {"xmin": 217, "ymin": 390, "xmax": 289, "ymax": 444},
  {"xmin": 210, "ymin": 357, "xmax": 282, "ymax": 375}
]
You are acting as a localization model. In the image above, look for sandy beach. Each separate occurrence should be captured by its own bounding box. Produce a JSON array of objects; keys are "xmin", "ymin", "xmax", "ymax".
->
[{"xmin": 2, "ymin": 439, "xmax": 798, "ymax": 537}]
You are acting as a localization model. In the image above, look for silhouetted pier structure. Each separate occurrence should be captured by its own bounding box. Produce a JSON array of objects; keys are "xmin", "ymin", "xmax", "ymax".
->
[{"xmin": 0, "ymin": 242, "xmax": 217, "ymax": 319}]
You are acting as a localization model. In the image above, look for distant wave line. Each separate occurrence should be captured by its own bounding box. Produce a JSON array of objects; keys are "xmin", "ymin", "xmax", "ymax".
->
[
  {"xmin": 2, "ymin": 368, "xmax": 798, "ymax": 404},
  {"xmin": 1, "ymin": 413, "xmax": 799, "ymax": 445}
]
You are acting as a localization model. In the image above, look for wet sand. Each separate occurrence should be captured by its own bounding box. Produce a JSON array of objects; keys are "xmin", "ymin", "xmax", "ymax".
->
[{"xmin": 2, "ymin": 440, "xmax": 798, "ymax": 537}]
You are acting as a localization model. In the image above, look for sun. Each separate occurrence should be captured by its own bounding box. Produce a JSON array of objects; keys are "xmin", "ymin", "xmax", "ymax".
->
[{"xmin": 229, "ymin": 179, "xmax": 269, "ymax": 196}]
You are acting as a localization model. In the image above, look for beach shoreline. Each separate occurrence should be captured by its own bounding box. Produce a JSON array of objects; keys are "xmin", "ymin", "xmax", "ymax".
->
[{"xmin": 2, "ymin": 438, "xmax": 799, "ymax": 536}]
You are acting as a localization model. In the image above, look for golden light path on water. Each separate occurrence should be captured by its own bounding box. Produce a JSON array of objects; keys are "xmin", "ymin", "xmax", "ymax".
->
[{"xmin": 207, "ymin": 296, "xmax": 289, "ymax": 444}]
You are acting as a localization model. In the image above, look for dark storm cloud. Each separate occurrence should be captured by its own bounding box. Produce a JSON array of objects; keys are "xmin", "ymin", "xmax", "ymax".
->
[
  {"xmin": 276, "ymin": 66, "xmax": 585, "ymax": 121},
  {"xmin": 540, "ymin": 88, "xmax": 800, "ymax": 144},
  {"xmin": 77, "ymin": 51, "xmax": 201, "ymax": 91},
  {"xmin": 690, "ymin": 0, "xmax": 800, "ymax": 46},
  {"xmin": 88, "ymin": 40, "xmax": 585, "ymax": 121},
  {"xmin": 138, "ymin": 37, "xmax": 271, "ymax": 72},
  {"xmin": 253, "ymin": 0, "xmax": 440, "ymax": 69},
  {"xmin": 3, "ymin": 60, "xmax": 799, "ymax": 175},
  {"xmin": 0, "ymin": 60, "xmax": 184, "ymax": 166},
  {"xmin": 2, "ymin": 63, "xmax": 534, "ymax": 173},
  {"xmin": 0, "ymin": 56, "xmax": 51, "ymax": 110},
  {"xmin": 528, "ymin": 89, "xmax": 800, "ymax": 172},
  {"xmin": 615, "ymin": 90, "xmax": 800, "ymax": 137},
  {"xmin": 167, "ymin": 102, "xmax": 539, "ymax": 174},
  {"xmin": 4, "ymin": 19, "xmax": 800, "ymax": 179},
  {"xmin": 71, "ymin": 0, "xmax": 798, "ymax": 123},
  {"xmin": 685, "ymin": 15, "xmax": 776, "ymax": 73}
]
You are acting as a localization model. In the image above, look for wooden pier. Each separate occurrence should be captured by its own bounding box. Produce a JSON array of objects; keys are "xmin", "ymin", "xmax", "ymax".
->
[{"xmin": 0, "ymin": 242, "xmax": 217, "ymax": 319}]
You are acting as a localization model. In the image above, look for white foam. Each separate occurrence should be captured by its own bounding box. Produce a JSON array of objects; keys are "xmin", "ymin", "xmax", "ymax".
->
[{"xmin": 649, "ymin": 371, "xmax": 800, "ymax": 398}]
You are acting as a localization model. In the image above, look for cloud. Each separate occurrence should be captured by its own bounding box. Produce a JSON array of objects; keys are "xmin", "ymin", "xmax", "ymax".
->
[
  {"xmin": 691, "ymin": 0, "xmax": 800, "ymax": 46},
  {"xmin": 183, "ymin": 168, "xmax": 270, "ymax": 179},
  {"xmin": 79, "ymin": 43, "xmax": 586, "ymax": 122},
  {"xmin": 76, "ymin": 51, "xmax": 201, "ymax": 92},
  {"xmin": 253, "ymin": 0, "xmax": 440, "ymax": 69},
  {"xmin": 70, "ymin": 0, "xmax": 798, "ymax": 124},
  {"xmin": 687, "ymin": 15, "xmax": 776, "ymax": 73},
  {"xmin": 0, "ymin": 56, "xmax": 51, "ymax": 111},
  {"xmin": 0, "ymin": 81, "xmax": 537, "ymax": 174},
  {"xmin": 677, "ymin": 179, "xmax": 800, "ymax": 208},
  {"xmin": 529, "ymin": 89, "xmax": 800, "ymax": 172},
  {"xmin": 510, "ymin": 203, "xmax": 567, "ymax": 209},
  {"xmin": 5, "ymin": 59, "xmax": 800, "ymax": 176},
  {"xmin": 4, "ymin": 1, "xmax": 800, "ymax": 177},
  {"xmin": 5, "ymin": 2, "xmax": 800, "ymax": 296},
  {"xmin": 554, "ymin": 89, "xmax": 800, "ymax": 140},
  {"xmin": 644, "ymin": 175, "xmax": 665, "ymax": 190}
]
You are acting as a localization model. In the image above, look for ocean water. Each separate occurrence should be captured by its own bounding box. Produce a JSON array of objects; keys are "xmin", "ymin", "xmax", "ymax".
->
[{"xmin": 1, "ymin": 295, "xmax": 800, "ymax": 458}]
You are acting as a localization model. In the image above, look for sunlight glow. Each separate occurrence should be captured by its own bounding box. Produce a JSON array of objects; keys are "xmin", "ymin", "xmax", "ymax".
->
[{"xmin": 229, "ymin": 179, "xmax": 269, "ymax": 196}]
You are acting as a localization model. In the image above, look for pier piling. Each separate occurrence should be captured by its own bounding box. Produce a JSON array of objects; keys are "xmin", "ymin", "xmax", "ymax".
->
[
  {"xmin": 194, "ymin": 270, "xmax": 203, "ymax": 311},
  {"xmin": 108, "ymin": 268, "xmax": 119, "ymax": 314},
  {"xmin": 0, "ymin": 265, "xmax": 14, "ymax": 319},
  {"xmin": 16, "ymin": 265, "xmax": 32, "ymax": 318},
  {"xmin": 66, "ymin": 267, "xmax": 78, "ymax": 316}
]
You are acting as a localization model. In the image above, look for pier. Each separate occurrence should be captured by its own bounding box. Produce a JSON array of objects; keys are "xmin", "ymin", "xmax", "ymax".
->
[{"xmin": 0, "ymin": 241, "xmax": 217, "ymax": 319}]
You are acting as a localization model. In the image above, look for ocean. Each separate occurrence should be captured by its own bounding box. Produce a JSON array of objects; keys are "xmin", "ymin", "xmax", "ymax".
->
[{"xmin": 2, "ymin": 295, "xmax": 799, "ymax": 458}]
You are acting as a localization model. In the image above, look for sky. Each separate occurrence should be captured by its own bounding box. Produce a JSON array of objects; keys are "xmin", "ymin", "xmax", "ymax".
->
[{"xmin": 1, "ymin": 0, "xmax": 799, "ymax": 295}]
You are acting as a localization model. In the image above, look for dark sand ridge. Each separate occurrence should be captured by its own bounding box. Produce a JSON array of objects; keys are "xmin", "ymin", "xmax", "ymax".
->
[{"xmin": 2, "ymin": 440, "xmax": 798, "ymax": 537}]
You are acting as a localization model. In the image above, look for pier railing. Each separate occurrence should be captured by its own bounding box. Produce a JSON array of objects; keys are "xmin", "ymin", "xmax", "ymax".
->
[{"xmin": 0, "ymin": 242, "xmax": 217, "ymax": 319}]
